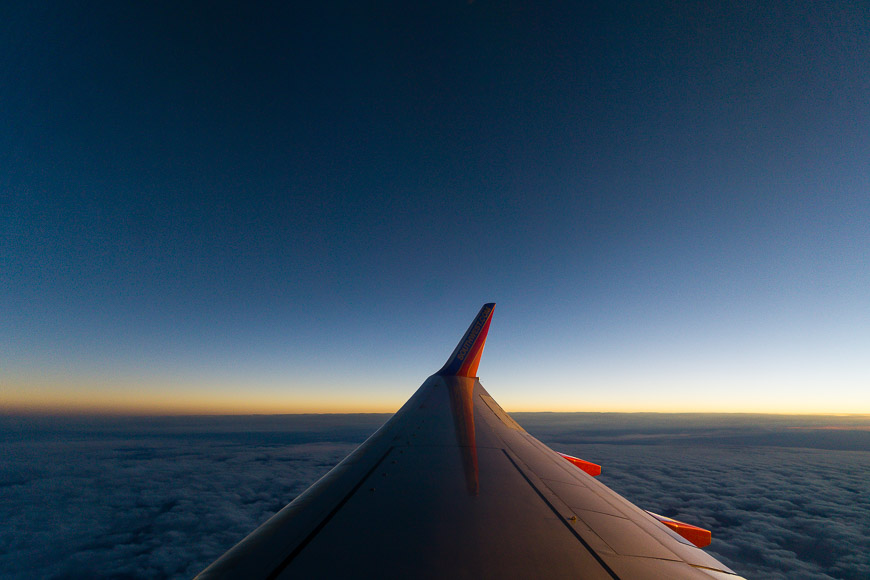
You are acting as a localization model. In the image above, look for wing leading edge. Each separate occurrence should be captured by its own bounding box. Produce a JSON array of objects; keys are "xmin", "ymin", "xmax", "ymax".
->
[{"xmin": 196, "ymin": 304, "xmax": 744, "ymax": 579}]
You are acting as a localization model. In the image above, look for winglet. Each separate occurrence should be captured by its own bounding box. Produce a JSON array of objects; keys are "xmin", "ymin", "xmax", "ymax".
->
[{"xmin": 436, "ymin": 303, "xmax": 495, "ymax": 378}]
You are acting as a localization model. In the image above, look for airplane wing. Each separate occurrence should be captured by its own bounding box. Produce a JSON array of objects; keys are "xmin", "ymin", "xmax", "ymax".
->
[{"xmin": 196, "ymin": 304, "xmax": 744, "ymax": 579}]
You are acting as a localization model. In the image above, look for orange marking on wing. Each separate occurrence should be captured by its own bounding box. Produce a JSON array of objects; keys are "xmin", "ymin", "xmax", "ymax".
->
[
  {"xmin": 557, "ymin": 452, "xmax": 602, "ymax": 477},
  {"xmin": 647, "ymin": 511, "xmax": 712, "ymax": 548}
]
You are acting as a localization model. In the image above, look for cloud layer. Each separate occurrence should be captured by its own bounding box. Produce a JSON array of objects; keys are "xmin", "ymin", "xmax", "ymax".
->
[
  {"xmin": 522, "ymin": 413, "xmax": 870, "ymax": 580},
  {"xmin": 1, "ymin": 413, "xmax": 868, "ymax": 579},
  {"xmin": 0, "ymin": 415, "xmax": 381, "ymax": 579}
]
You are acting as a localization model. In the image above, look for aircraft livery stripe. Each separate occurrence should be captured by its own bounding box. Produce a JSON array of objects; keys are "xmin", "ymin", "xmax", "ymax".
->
[{"xmin": 438, "ymin": 303, "xmax": 495, "ymax": 377}]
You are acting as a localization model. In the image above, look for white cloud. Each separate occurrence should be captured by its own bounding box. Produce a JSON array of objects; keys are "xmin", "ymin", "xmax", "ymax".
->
[{"xmin": 1, "ymin": 414, "xmax": 868, "ymax": 579}]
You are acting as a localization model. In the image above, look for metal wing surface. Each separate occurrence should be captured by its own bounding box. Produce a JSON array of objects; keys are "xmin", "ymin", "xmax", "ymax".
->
[{"xmin": 196, "ymin": 304, "xmax": 744, "ymax": 579}]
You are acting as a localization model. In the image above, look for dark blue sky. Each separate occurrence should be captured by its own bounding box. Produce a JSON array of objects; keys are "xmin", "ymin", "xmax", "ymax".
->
[{"xmin": 2, "ymin": 2, "xmax": 868, "ymax": 413}]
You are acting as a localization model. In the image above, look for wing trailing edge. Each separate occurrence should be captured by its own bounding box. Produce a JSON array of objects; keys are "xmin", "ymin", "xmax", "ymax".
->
[{"xmin": 436, "ymin": 302, "xmax": 495, "ymax": 378}]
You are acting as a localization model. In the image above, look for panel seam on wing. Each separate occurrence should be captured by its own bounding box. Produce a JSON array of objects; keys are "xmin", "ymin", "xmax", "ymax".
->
[
  {"xmin": 500, "ymin": 448, "xmax": 622, "ymax": 580},
  {"xmin": 265, "ymin": 447, "xmax": 394, "ymax": 579}
]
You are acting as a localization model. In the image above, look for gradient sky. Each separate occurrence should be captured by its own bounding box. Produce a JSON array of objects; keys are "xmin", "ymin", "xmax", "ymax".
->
[{"xmin": 2, "ymin": 2, "xmax": 868, "ymax": 414}]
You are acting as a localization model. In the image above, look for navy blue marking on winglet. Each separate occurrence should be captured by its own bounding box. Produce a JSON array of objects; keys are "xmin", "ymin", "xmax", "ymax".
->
[{"xmin": 436, "ymin": 303, "xmax": 495, "ymax": 377}]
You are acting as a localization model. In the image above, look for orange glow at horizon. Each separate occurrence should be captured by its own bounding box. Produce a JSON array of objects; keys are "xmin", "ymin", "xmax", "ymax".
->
[
  {"xmin": 495, "ymin": 391, "xmax": 870, "ymax": 416},
  {"xmin": 3, "ymin": 382, "xmax": 869, "ymax": 417},
  {"xmin": 4, "ymin": 371, "xmax": 869, "ymax": 416},
  {"xmin": 1, "ymin": 377, "xmax": 402, "ymax": 416}
]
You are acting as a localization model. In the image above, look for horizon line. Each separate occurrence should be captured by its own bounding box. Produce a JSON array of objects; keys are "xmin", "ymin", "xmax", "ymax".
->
[{"xmin": 3, "ymin": 408, "xmax": 869, "ymax": 419}]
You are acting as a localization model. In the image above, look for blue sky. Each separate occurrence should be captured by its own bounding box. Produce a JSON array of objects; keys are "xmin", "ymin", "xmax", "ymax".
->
[{"xmin": 2, "ymin": 2, "xmax": 868, "ymax": 413}]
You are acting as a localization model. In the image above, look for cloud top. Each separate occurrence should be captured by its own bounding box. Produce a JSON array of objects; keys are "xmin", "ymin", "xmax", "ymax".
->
[{"xmin": 2, "ymin": 413, "xmax": 867, "ymax": 579}]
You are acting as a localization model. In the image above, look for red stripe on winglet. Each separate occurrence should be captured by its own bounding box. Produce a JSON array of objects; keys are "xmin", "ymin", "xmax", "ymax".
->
[
  {"xmin": 646, "ymin": 511, "xmax": 712, "ymax": 548},
  {"xmin": 557, "ymin": 452, "xmax": 602, "ymax": 476}
]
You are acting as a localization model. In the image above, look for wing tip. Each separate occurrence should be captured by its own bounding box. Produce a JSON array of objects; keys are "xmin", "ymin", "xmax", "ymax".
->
[{"xmin": 437, "ymin": 303, "xmax": 495, "ymax": 378}]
